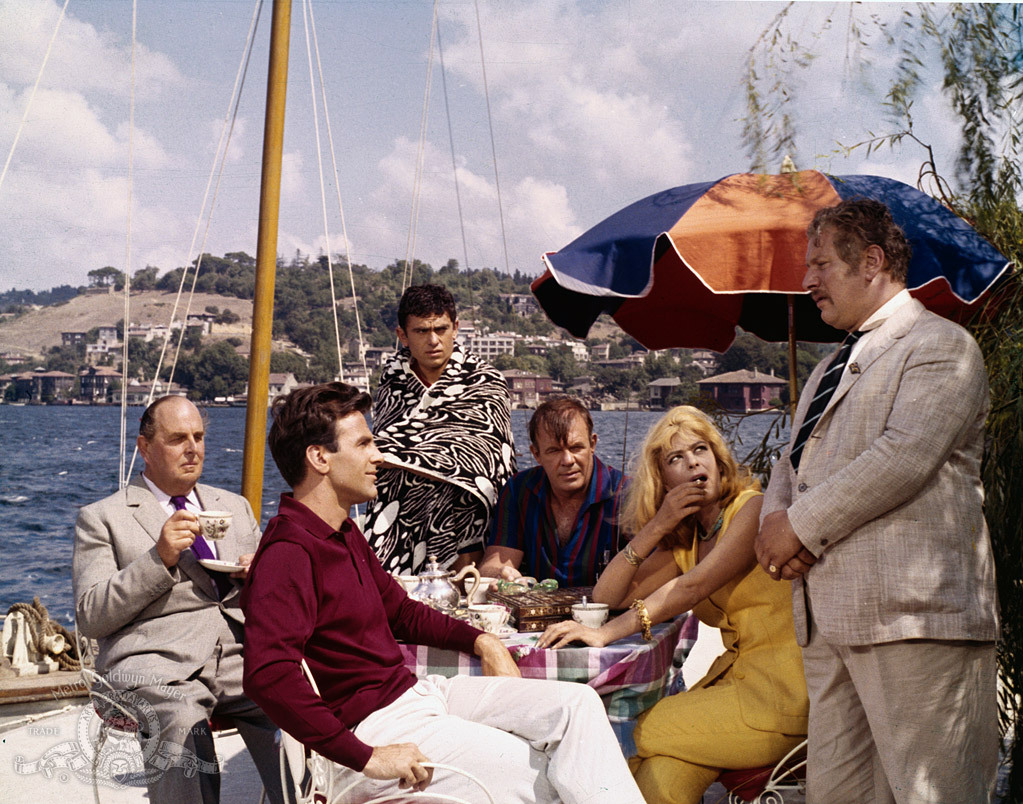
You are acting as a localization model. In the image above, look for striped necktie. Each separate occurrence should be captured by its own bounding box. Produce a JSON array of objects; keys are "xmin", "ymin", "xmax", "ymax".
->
[{"xmin": 790, "ymin": 331, "xmax": 864, "ymax": 471}]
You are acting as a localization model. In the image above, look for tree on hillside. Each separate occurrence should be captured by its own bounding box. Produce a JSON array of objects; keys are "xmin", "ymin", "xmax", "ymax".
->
[
  {"xmin": 175, "ymin": 340, "xmax": 248, "ymax": 400},
  {"xmin": 45, "ymin": 343, "xmax": 83, "ymax": 373},
  {"xmin": 746, "ymin": 4, "xmax": 1023, "ymax": 794},
  {"xmin": 88, "ymin": 266, "xmax": 125, "ymax": 290},
  {"xmin": 132, "ymin": 266, "xmax": 159, "ymax": 291},
  {"xmin": 270, "ymin": 350, "xmax": 311, "ymax": 381}
]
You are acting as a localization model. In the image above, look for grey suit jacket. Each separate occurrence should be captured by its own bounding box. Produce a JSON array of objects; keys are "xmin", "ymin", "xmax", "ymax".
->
[
  {"xmin": 763, "ymin": 298, "xmax": 999, "ymax": 647},
  {"xmin": 73, "ymin": 474, "xmax": 262, "ymax": 683}
]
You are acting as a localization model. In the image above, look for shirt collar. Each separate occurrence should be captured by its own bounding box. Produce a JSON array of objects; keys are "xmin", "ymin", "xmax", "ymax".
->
[
  {"xmin": 141, "ymin": 474, "xmax": 198, "ymax": 508},
  {"xmin": 859, "ymin": 288, "xmax": 912, "ymax": 333},
  {"xmin": 277, "ymin": 493, "xmax": 355, "ymax": 541}
]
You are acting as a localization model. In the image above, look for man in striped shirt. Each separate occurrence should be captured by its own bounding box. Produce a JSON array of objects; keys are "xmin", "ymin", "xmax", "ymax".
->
[{"xmin": 481, "ymin": 397, "xmax": 626, "ymax": 586}]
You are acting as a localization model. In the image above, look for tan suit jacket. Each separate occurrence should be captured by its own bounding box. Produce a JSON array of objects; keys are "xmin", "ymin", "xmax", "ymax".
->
[
  {"xmin": 763, "ymin": 298, "xmax": 999, "ymax": 646},
  {"xmin": 73, "ymin": 474, "xmax": 262, "ymax": 682}
]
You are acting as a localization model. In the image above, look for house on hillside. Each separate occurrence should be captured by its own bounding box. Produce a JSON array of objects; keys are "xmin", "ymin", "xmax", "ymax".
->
[
  {"xmin": 341, "ymin": 364, "xmax": 370, "ymax": 394},
  {"xmin": 361, "ymin": 346, "xmax": 392, "ymax": 370},
  {"xmin": 79, "ymin": 366, "xmax": 121, "ymax": 403},
  {"xmin": 467, "ymin": 331, "xmax": 519, "ymax": 359},
  {"xmin": 648, "ymin": 377, "xmax": 682, "ymax": 408},
  {"xmin": 698, "ymin": 368, "xmax": 786, "ymax": 413},
  {"xmin": 500, "ymin": 294, "xmax": 539, "ymax": 317},
  {"xmin": 7, "ymin": 368, "xmax": 77, "ymax": 402},
  {"xmin": 691, "ymin": 349, "xmax": 718, "ymax": 376},
  {"xmin": 502, "ymin": 369, "xmax": 554, "ymax": 408}
]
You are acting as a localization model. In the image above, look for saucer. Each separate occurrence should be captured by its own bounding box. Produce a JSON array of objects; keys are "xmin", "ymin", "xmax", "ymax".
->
[
  {"xmin": 492, "ymin": 625, "xmax": 518, "ymax": 637},
  {"xmin": 198, "ymin": 559, "xmax": 244, "ymax": 573}
]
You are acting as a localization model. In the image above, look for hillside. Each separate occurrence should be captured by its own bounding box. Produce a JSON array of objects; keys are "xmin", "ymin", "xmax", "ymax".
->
[{"xmin": 0, "ymin": 290, "xmax": 252, "ymax": 359}]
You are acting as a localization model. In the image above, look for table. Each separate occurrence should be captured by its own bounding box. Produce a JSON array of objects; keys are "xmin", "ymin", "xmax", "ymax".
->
[{"xmin": 399, "ymin": 613, "xmax": 699, "ymax": 756}]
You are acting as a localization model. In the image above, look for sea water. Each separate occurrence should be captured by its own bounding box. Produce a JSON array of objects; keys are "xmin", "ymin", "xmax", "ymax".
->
[{"xmin": 0, "ymin": 405, "xmax": 789, "ymax": 624}]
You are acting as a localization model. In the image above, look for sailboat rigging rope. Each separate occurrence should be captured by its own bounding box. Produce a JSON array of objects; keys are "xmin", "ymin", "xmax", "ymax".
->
[
  {"xmin": 0, "ymin": 0, "xmax": 70, "ymax": 196},
  {"xmin": 305, "ymin": 0, "xmax": 370, "ymax": 385},
  {"xmin": 435, "ymin": 22, "xmax": 476, "ymax": 332},
  {"xmin": 474, "ymin": 0, "xmax": 511, "ymax": 278},
  {"xmin": 162, "ymin": 0, "xmax": 265, "ymax": 395},
  {"xmin": 119, "ymin": 0, "xmax": 138, "ymax": 488},
  {"xmin": 121, "ymin": 0, "xmax": 264, "ymax": 482},
  {"xmin": 300, "ymin": 0, "xmax": 343, "ymax": 380},
  {"xmin": 402, "ymin": 0, "xmax": 441, "ymax": 295}
]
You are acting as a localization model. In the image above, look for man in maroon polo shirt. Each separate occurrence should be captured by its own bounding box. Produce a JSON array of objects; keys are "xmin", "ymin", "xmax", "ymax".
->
[{"xmin": 242, "ymin": 382, "xmax": 643, "ymax": 803}]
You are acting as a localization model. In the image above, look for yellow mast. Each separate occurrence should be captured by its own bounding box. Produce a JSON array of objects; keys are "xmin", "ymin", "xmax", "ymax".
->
[{"xmin": 242, "ymin": 0, "xmax": 292, "ymax": 517}]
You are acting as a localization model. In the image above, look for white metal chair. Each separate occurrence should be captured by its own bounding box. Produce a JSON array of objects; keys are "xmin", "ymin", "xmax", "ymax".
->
[
  {"xmin": 280, "ymin": 661, "xmax": 495, "ymax": 804},
  {"xmin": 718, "ymin": 738, "xmax": 807, "ymax": 804}
]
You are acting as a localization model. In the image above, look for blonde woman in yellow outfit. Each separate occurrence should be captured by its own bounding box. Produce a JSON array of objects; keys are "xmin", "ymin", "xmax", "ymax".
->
[{"xmin": 538, "ymin": 406, "xmax": 808, "ymax": 804}]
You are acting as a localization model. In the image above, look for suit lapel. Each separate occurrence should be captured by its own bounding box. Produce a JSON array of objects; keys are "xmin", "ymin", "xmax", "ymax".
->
[
  {"xmin": 128, "ymin": 475, "xmax": 169, "ymax": 544},
  {"xmin": 819, "ymin": 298, "xmax": 924, "ymax": 419}
]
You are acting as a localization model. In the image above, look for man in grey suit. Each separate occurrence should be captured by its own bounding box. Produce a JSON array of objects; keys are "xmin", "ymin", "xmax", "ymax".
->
[
  {"xmin": 755, "ymin": 199, "xmax": 999, "ymax": 804},
  {"xmin": 73, "ymin": 395, "xmax": 283, "ymax": 803}
]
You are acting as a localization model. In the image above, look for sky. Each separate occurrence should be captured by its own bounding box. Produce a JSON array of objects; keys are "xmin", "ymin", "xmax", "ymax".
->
[{"xmin": 0, "ymin": 0, "xmax": 964, "ymax": 292}]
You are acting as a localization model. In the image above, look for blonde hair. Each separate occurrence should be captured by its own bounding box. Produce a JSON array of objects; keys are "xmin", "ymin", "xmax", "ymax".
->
[{"xmin": 622, "ymin": 405, "xmax": 759, "ymax": 550}]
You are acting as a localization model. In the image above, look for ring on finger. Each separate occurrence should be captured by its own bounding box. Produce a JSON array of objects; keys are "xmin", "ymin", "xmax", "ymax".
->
[{"xmin": 768, "ymin": 564, "xmax": 778, "ymax": 574}]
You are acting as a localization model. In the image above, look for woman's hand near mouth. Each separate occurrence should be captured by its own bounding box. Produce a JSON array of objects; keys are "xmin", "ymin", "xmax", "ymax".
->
[{"xmin": 647, "ymin": 480, "xmax": 709, "ymax": 538}]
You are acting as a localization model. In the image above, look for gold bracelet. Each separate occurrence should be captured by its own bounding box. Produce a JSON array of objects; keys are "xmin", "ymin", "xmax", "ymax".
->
[
  {"xmin": 631, "ymin": 598, "xmax": 653, "ymax": 641},
  {"xmin": 623, "ymin": 543, "xmax": 643, "ymax": 567}
]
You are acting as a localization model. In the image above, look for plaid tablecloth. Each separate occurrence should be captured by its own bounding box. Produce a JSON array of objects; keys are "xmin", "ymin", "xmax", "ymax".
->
[{"xmin": 399, "ymin": 612, "xmax": 699, "ymax": 756}]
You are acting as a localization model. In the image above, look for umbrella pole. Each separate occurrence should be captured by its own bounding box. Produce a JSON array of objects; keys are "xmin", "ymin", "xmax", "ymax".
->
[{"xmin": 787, "ymin": 295, "xmax": 798, "ymax": 420}]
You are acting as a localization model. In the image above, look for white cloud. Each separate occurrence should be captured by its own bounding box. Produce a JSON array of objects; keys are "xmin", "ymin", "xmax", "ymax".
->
[
  {"xmin": 0, "ymin": 0, "xmax": 984, "ymax": 292},
  {"xmin": 0, "ymin": 0, "xmax": 182, "ymax": 98}
]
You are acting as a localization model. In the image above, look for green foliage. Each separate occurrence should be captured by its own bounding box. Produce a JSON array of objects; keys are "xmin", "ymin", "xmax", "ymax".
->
[
  {"xmin": 962, "ymin": 193, "xmax": 1023, "ymax": 793},
  {"xmin": 545, "ymin": 346, "xmax": 581, "ymax": 383},
  {"xmin": 175, "ymin": 340, "xmax": 249, "ymax": 401},
  {"xmin": 125, "ymin": 337, "xmax": 171, "ymax": 383},
  {"xmin": 132, "ymin": 266, "xmax": 159, "ymax": 291},
  {"xmin": 88, "ymin": 266, "xmax": 125, "ymax": 290},
  {"xmin": 270, "ymin": 350, "xmax": 312, "ymax": 381},
  {"xmin": 45, "ymin": 343, "xmax": 83, "ymax": 373},
  {"xmin": 0, "ymin": 284, "xmax": 79, "ymax": 312}
]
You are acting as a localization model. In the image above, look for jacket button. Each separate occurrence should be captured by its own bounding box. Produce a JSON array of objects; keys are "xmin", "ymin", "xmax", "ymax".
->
[
  {"xmin": 820, "ymin": 538, "xmax": 829, "ymax": 546},
  {"xmin": 797, "ymin": 482, "xmax": 807, "ymax": 492}
]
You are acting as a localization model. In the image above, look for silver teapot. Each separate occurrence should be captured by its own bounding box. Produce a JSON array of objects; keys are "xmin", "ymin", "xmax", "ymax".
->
[{"xmin": 408, "ymin": 555, "xmax": 481, "ymax": 613}]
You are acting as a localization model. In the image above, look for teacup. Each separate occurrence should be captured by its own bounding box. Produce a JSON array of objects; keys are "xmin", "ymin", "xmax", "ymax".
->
[
  {"xmin": 198, "ymin": 510, "xmax": 233, "ymax": 541},
  {"xmin": 395, "ymin": 575, "xmax": 419, "ymax": 593},
  {"xmin": 469, "ymin": 576, "xmax": 499, "ymax": 605},
  {"xmin": 467, "ymin": 603, "xmax": 511, "ymax": 633},
  {"xmin": 571, "ymin": 602, "xmax": 609, "ymax": 628}
]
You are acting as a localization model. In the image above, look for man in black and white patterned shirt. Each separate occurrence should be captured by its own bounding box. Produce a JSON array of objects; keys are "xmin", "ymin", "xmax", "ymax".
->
[{"xmin": 363, "ymin": 284, "xmax": 516, "ymax": 575}]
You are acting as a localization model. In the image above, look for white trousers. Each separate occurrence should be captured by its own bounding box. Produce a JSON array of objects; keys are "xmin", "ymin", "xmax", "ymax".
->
[{"xmin": 335, "ymin": 674, "xmax": 644, "ymax": 804}]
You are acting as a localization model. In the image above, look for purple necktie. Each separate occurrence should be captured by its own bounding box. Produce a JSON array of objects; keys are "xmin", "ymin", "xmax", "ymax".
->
[{"xmin": 170, "ymin": 495, "xmax": 230, "ymax": 598}]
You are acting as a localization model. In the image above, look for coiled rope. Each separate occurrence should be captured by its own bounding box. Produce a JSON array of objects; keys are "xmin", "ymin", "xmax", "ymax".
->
[{"xmin": 6, "ymin": 598, "xmax": 81, "ymax": 672}]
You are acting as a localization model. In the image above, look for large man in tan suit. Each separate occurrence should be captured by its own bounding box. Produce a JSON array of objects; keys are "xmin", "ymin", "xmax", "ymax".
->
[{"xmin": 755, "ymin": 199, "xmax": 999, "ymax": 803}]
